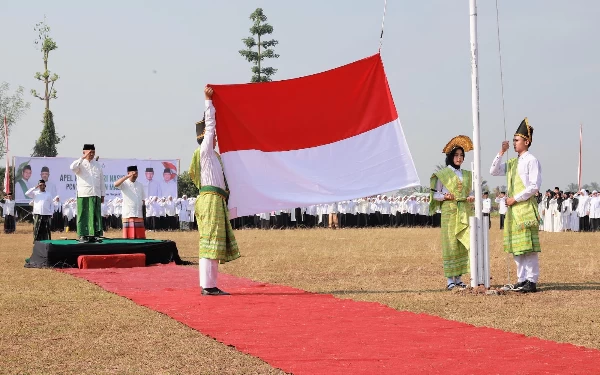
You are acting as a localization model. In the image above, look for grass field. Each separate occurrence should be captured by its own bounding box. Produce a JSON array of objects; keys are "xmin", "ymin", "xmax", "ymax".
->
[{"xmin": 1, "ymin": 224, "xmax": 599, "ymax": 374}]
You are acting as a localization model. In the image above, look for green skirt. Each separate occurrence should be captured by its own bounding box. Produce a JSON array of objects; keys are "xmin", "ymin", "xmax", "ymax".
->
[
  {"xmin": 77, "ymin": 196, "xmax": 103, "ymax": 237},
  {"xmin": 440, "ymin": 200, "xmax": 470, "ymax": 277},
  {"xmin": 195, "ymin": 191, "xmax": 240, "ymax": 263}
]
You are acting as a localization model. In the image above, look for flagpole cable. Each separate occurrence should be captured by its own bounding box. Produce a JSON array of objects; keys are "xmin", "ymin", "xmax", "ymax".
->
[
  {"xmin": 378, "ymin": 0, "xmax": 388, "ymax": 53},
  {"xmin": 495, "ymin": 0, "xmax": 513, "ymax": 287}
]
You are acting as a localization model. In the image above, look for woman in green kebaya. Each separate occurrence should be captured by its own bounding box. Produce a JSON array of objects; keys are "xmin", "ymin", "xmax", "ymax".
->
[{"xmin": 429, "ymin": 135, "xmax": 475, "ymax": 290}]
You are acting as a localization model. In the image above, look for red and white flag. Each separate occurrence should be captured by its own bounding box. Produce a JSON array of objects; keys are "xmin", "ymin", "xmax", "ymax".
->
[
  {"xmin": 578, "ymin": 124, "xmax": 583, "ymax": 191},
  {"xmin": 210, "ymin": 54, "xmax": 419, "ymax": 217},
  {"xmin": 3, "ymin": 116, "xmax": 10, "ymax": 195}
]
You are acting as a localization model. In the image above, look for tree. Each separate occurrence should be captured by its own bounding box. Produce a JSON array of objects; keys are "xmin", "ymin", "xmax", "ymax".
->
[
  {"xmin": 31, "ymin": 17, "xmax": 59, "ymax": 111},
  {"xmin": 567, "ymin": 183, "xmax": 579, "ymax": 192},
  {"xmin": 177, "ymin": 171, "xmax": 199, "ymax": 198},
  {"xmin": 30, "ymin": 17, "xmax": 63, "ymax": 157},
  {"xmin": 32, "ymin": 110, "xmax": 61, "ymax": 157},
  {"xmin": 589, "ymin": 182, "xmax": 600, "ymax": 192},
  {"xmin": 0, "ymin": 82, "xmax": 31, "ymax": 160},
  {"xmin": 239, "ymin": 8, "xmax": 280, "ymax": 83}
]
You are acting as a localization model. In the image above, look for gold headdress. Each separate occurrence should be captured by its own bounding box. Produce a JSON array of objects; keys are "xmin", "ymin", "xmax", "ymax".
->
[{"xmin": 442, "ymin": 135, "xmax": 473, "ymax": 154}]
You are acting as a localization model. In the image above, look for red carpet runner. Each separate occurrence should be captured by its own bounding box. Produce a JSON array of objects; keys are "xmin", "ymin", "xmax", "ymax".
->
[{"xmin": 60, "ymin": 264, "xmax": 600, "ymax": 374}]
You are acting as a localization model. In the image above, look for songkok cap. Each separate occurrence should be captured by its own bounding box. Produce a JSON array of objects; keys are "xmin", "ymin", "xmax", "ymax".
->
[
  {"xmin": 41, "ymin": 166, "xmax": 49, "ymax": 172},
  {"xmin": 83, "ymin": 144, "xmax": 95, "ymax": 150},
  {"xmin": 443, "ymin": 135, "xmax": 473, "ymax": 154},
  {"xmin": 145, "ymin": 167, "xmax": 154, "ymax": 172},
  {"xmin": 127, "ymin": 166, "xmax": 138, "ymax": 172},
  {"xmin": 38, "ymin": 179, "xmax": 46, "ymax": 184},
  {"xmin": 196, "ymin": 116, "xmax": 206, "ymax": 145},
  {"xmin": 515, "ymin": 118, "xmax": 534, "ymax": 144},
  {"xmin": 163, "ymin": 168, "xmax": 171, "ymax": 174}
]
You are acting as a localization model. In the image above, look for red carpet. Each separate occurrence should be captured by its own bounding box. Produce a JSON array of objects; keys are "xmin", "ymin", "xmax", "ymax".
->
[{"xmin": 60, "ymin": 264, "xmax": 600, "ymax": 374}]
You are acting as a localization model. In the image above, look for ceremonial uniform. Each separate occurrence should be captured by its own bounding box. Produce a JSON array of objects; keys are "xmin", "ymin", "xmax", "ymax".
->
[
  {"xmin": 115, "ymin": 166, "xmax": 147, "ymax": 239},
  {"xmin": 1, "ymin": 196, "xmax": 16, "ymax": 234},
  {"xmin": 430, "ymin": 135, "xmax": 474, "ymax": 289},
  {"xmin": 70, "ymin": 144, "xmax": 105, "ymax": 242},
  {"xmin": 26, "ymin": 181, "xmax": 54, "ymax": 242},
  {"xmin": 490, "ymin": 118, "xmax": 542, "ymax": 293},
  {"xmin": 189, "ymin": 95, "xmax": 240, "ymax": 295}
]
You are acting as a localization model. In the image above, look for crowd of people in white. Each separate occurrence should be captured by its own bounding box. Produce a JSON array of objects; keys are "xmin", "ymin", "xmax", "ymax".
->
[
  {"xmin": 536, "ymin": 188, "xmax": 600, "ymax": 232},
  {"xmin": 3, "ymin": 187, "xmax": 600, "ymax": 233}
]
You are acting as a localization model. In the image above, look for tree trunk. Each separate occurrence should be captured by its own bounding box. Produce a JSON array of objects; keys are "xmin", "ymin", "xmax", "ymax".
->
[
  {"xmin": 44, "ymin": 57, "xmax": 49, "ymax": 111},
  {"xmin": 257, "ymin": 33, "xmax": 261, "ymax": 82}
]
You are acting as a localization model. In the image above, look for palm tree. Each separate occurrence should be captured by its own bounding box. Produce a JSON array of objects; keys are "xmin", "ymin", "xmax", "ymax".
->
[{"xmin": 567, "ymin": 182, "xmax": 579, "ymax": 192}]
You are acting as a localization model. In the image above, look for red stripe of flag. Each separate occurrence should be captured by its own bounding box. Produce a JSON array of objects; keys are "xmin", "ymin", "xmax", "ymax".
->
[{"xmin": 211, "ymin": 54, "xmax": 398, "ymax": 153}]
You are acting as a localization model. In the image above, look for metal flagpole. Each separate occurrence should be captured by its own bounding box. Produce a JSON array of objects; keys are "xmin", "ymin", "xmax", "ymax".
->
[
  {"xmin": 379, "ymin": 0, "xmax": 388, "ymax": 53},
  {"xmin": 4, "ymin": 116, "xmax": 10, "ymax": 195},
  {"xmin": 469, "ymin": 0, "xmax": 488, "ymax": 287},
  {"xmin": 578, "ymin": 124, "xmax": 583, "ymax": 191}
]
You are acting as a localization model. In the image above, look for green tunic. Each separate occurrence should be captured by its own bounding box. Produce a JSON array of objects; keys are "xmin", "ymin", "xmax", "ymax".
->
[
  {"xmin": 430, "ymin": 168, "xmax": 473, "ymax": 277},
  {"xmin": 503, "ymin": 158, "xmax": 542, "ymax": 255}
]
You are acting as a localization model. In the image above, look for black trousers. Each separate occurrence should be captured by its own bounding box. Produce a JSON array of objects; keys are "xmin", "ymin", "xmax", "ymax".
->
[
  {"xmin": 580, "ymin": 216, "xmax": 590, "ymax": 232},
  {"xmin": 499, "ymin": 214, "xmax": 505, "ymax": 229}
]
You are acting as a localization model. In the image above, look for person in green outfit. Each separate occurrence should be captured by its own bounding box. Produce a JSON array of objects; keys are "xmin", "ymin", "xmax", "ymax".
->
[
  {"xmin": 429, "ymin": 135, "xmax": 475, "ymax": 290},
  {"xmin": 70, "ymin": 144, "xmax": 105, "ymax": 243},
  {"xmin": 490, "ymin": 118, "xmax": 542, "ymax": 293},
  {"xmin": 189, "ymin": 86, "xmax": 240, "ymax": 296}
]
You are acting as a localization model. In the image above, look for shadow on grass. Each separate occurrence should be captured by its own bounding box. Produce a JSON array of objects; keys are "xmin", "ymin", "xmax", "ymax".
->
[
  {"xmin": 539, "ymin": 282, "xmax": 600, "ymax": 291},
  {"xmin": 323, "ymin": 289, "xmax": 442, "ymax": 295}
]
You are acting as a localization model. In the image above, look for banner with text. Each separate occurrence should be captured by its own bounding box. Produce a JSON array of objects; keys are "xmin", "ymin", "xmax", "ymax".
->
[{"xmin": 12, "ymin": 156, "xmax": 179, "ymax": 204}]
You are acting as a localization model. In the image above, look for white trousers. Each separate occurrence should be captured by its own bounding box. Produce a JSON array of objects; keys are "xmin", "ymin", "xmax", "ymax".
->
[
  {"xmin": 514, "ymin": 252, "xmax": 539, "ymax": 283},
  {"xmin": 199, "ymin": 258, "xmax": 219, "ymax": 288}
]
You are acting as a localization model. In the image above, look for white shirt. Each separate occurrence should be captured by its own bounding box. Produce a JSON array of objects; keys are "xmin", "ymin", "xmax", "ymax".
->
[
  {"xmin": 201, "ymin": 100, "xmax": 226, "ymax": 190},
  {"xmin": 115, "ymin": 180, "xmax": 145, "ymax": 219},
  {"xmin": 25, "ymin": 187, "xmax": 54, "ymax": 215},
  {"xmin": 490, "ymin": 151, "xmax": 542, "ymax": 202},
  {"xmin": 482, "ymin": 198, "xmax": 491, "ymax": 213},
  {"xmin": 161, "ymin": 180, "xmax": 178, "ymax": 201},
  {"xmin": 1, "ymin": 199, "xmax": 15, "ymax": 216},
  {"xmin": 495, "ymin": 196, "xmax": 507, "ymax": 215},
  {"xmin": 165, "ymin": 199, "xmax": 176, "ymax": 216},
  {"xmin": 70, "ymin": 157, "xmax": 106, "ymax": 198}
]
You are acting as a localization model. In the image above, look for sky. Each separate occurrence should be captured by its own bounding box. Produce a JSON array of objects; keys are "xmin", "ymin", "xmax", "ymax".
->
[{"xmin": 1, "ymin": 0, "xmax": 599, "ymax": 192}]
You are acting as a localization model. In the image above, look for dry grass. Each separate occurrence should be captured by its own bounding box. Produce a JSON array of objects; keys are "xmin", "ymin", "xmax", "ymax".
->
[{"xmin": 1, "ymin": 224, "xmax": 600, "ymax": 374}]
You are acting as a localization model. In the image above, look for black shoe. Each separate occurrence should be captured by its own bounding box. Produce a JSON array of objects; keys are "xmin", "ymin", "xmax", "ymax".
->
[
  {"xmin": 520, "ymin": 281, "xmax": 537, "ymax": 293},
  {"xmin": 513, "ymin": 280, "xmax": 527, "ymax": 289},
  {"xmin": 201, "ymin": 287, "xmax": 230, "ymax": 296},
  {"xmin": 78, "ymin": 236, "xmax": 90, "ymax": 243}
]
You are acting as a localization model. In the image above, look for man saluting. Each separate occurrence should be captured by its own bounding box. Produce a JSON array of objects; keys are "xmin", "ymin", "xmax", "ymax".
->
[{"xmin": 70, "ymin": 144, "xmax": 105, "ymax": 243}]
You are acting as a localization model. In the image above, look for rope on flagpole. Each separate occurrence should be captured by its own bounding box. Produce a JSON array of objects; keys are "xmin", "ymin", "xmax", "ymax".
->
[
  {"xmin": 378, "ymin": 0, "xmax": 388, "ymax": 53},
  {"xmin": 495, "ymin": 0, "xmax": 513, "ymax": 287}
]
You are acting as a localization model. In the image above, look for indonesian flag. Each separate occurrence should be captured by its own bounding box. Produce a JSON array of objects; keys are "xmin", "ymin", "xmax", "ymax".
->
[{"xmin": 211, "ymin": 53, "xmax": 420, "ymax": 217}]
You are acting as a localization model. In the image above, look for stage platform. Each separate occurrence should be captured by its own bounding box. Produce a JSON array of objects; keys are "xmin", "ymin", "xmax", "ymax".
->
[{"xmin": 24, "ymin": 239, "xmax": 187, "ymax": 268}]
